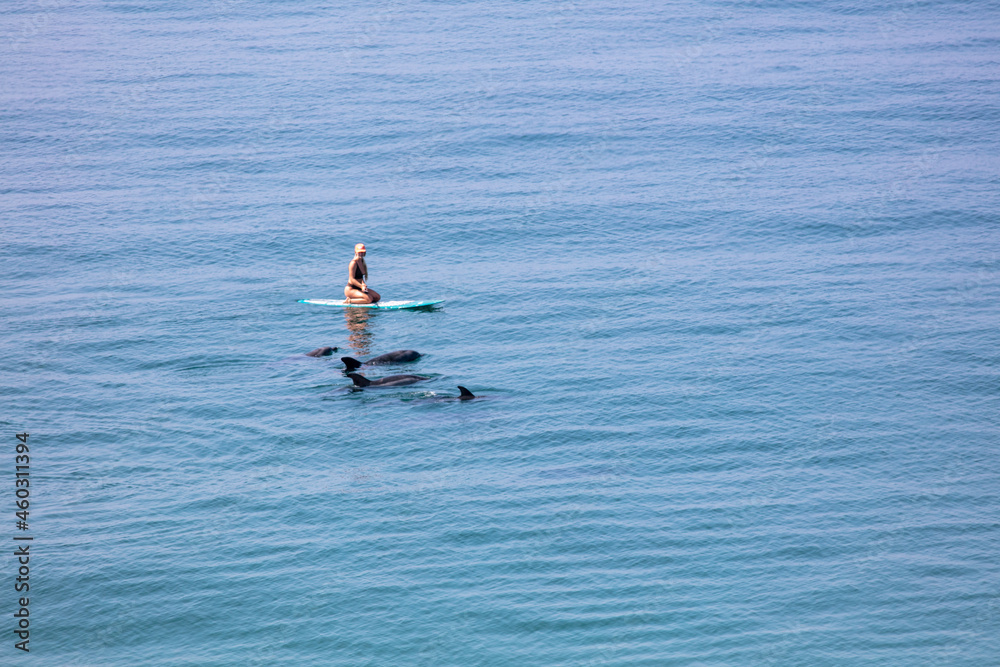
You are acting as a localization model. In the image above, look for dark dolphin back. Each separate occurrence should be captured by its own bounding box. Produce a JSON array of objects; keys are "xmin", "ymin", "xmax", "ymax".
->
[
  {"xmin": 366, "ymin": 350, "xmax": 422, "ymax": 365},
  {"xmin": 348, "ymin": 373, "xmax": 427, "ymax": 388},
  {"xmin": 374, "ymin": 374, "xmax": 428, "ymax": 386}
]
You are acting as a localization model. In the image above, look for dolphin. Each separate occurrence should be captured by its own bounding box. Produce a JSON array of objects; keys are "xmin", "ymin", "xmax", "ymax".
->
[
  {"xmin": 409, "ymin": 386, "xmax": 478, "ymax": 402},
  {"xmin": 347, "ymin": 372, "xmax": 429, "ymax": 388},
  {"xmin": 341, "ymin": 350, "xmax": 421, "ymax": 371},
  {"xmin": 452, "ymin": 386, "xmax": 476, "ymax": 400},
  {"xmin": 305, "ymin": 346, "xmax": 338, "ymax": 357}
]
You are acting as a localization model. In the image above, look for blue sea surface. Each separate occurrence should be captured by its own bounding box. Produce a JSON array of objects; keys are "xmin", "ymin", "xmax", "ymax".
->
[{"xmin": 2, "ymin": 0, "xmax": 1000, "ymax": 664}]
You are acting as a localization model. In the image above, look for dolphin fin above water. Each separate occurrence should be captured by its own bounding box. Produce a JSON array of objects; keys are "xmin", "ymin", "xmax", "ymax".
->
[
  {"xmin": 416, "ymin": 386, "xmax": 478, "ymax": 402},
  {"xmin": 347, "ymin": 373, "xmax": 371, "ymax": 387},
  {"xmin": 341, "ymin": 356, "xmax": 363, "ymax": 371}
]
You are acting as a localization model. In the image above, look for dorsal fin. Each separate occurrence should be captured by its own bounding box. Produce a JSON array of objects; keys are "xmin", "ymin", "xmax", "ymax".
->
[
  {"xmin": 458, "ymin": 386, "xmax": 475, "ymax": 399},
  {"xmin": 341, "ymin": 357, "xmax": 362, "ymax": 371},
  {"xmin": 347, "ymin": 373, "xmax": 371, "ymax": 387}
]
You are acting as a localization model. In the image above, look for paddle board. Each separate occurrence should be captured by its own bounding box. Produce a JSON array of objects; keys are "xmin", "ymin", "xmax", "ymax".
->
[{"xmin": 298, "ymin": 299, "xmax": 443, "ymax": 310}]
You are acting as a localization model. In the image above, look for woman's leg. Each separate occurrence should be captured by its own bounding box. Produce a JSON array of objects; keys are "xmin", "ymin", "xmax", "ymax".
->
[{"xmin": 344, "ymin": 286, "xmax": 378, "ymax": 304}]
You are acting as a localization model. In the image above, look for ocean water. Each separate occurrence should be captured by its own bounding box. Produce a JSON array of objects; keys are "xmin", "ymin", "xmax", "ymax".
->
[{"xmin": 2, "ymin": 0, "xmax": 1000, "ymax": 664}]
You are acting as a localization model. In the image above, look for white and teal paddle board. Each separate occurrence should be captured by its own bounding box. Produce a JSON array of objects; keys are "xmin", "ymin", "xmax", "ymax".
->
[{"xmin": 298, "ymin": 299, "xmax": 443, "ymax": 310}]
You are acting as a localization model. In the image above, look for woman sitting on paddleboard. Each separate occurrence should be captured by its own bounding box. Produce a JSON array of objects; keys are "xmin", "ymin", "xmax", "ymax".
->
[{"xmin": 344, "ymin": 243, "xmax": 381, "ymax": 304}]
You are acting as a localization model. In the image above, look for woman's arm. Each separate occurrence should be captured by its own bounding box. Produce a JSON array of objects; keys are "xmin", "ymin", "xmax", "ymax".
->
[
  {"xmin": 347, "ymin": 259, "xmax": 365, "ymax": 289},
  {"xmin": 358, "ymin": 259, "xmax": 368, "ymax": 289}
]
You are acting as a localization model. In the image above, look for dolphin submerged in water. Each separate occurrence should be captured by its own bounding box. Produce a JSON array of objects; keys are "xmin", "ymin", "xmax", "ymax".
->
[
  {"xmin": 406, "ymin": 386, "xmax": 480, "ymax": 402},
  {"xmin": 305, "ymin": 346, "xmax": 338, "ymax": 357}
]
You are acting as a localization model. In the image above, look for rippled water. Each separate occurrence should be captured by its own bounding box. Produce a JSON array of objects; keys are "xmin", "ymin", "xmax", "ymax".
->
[{"xmin": 3, "ymin": 0, "xmax": 999, "ymax": 664}]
